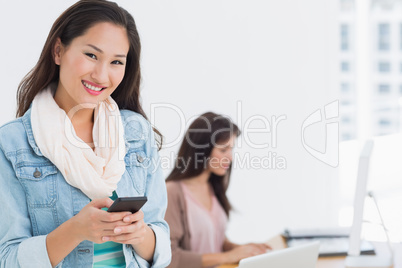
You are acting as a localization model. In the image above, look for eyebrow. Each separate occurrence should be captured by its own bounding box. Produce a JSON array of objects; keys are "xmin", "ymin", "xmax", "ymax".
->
[
  {"xmin": 86, "ymin": 44, "xmax": 127, "ymax": 58},
  {"xmin": 217, "ymin": 143, "xmax": 232, "ymax": 148}
]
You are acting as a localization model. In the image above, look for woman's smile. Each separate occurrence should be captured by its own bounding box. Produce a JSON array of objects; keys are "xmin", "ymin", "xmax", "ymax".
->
[{"xmin": 82, "ymin": 80, "xmax": 107, "ymax": 96}]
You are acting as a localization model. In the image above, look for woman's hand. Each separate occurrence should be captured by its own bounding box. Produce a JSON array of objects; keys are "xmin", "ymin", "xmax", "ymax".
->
[
  {"xmin": 103, "ymin": 210, "xmax": 148, "ymax": 245},
  {"xmin": 70, "ymin": 198, "xmax": 155, "ymax": 262},
  {"xmin": 105, "ymin": 210, "xmax": 156, "ymax": 262},
  {"xmin": 71, "ymin": 198, "xmax": 132, "ymax": 244},
  {"xmin": 223, "ymin": 243, "xmax": 271, "ymax": 264},
  {"xmin": 244, "ymin": 242, "xmax": 272, "ymax": 252}
]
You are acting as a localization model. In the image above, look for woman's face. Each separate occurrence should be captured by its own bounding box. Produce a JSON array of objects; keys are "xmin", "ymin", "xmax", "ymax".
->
[
  {"xmin": 53, "ymin": 22, "xmax": 130, "ymax": 111},
  {"xmin": 208, "ymin": 135, "xmax": 236, "ymax": 176}
]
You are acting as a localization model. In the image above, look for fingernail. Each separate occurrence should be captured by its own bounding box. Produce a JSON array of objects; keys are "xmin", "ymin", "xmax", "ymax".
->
[
  {"xmin": 114, "ymin": 228, "xmax": 122, "ymax": 234},
  {"xmin": 123, "ymin": 217, "xmax": 130, "ymax": 222},
  {"xmin": 125, "ymin": 212, "xmax": 132, "ymax": 216},
  {"xmin": 102, "ymin": 236, "xmax": 110, "ymax": 241}
]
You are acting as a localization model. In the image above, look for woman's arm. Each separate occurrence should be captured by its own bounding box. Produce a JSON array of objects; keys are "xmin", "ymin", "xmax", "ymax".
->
[
  {"xmin": 0, "ymin": 146, "xmax": 52, "ymax": 268},
  {"xmin": 0, "ymin": 137, "xmax": 131, "ymax": 268},
  {"xmin": 45, "ymin": 219, "xmax": 81, "ymax": 267},
  {"xmin": 201, "ymin": 253, "xmax": 228, "ymax": 267},
  {"xmin": 223, "ymin": 238, "xmax": 241, "ymax": 251},
  {"xmin": 164, "ymin": 182, "xmax": 246, "ymax": 268},
  {"xmin": 114, "ymin": 119, "xmax": 171, "ymax": 267},
  {"xmin": 165, "ymin": 182, "xmax": 203, "ymax": 268},
  {"xmin": 46, "ymin": 198, "xmax": 131, "ymax": 267},
  {"xmin": 137, "ymin": 124, "xmax": 172, "ymax": 267},
  {"xmin": 165, "ymin": 181, "xmax": 271, "ymax": 268},
  {"xmin": 202, "ymin": 244, "xmax": 271, "ymax": 266},
  {"xmin": 129, "ymin": 224, "xmax": 156, "ymax": 262}
]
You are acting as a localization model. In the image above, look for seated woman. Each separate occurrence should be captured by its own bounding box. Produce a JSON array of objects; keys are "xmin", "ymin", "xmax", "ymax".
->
[{"xmin": 165, "ymin": 112, "xmax": 271, "ymax": 268}]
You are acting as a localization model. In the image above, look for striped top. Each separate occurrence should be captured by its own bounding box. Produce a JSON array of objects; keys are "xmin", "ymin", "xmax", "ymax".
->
[{"xmin": 93, "ymin": 191, "xmax": 126, "ymax": 268}]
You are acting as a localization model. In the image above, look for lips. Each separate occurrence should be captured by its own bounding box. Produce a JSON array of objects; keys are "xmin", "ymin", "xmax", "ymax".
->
[{"xmin": 82, "ymin": 80, "xmax": 107, "ymax": 96}]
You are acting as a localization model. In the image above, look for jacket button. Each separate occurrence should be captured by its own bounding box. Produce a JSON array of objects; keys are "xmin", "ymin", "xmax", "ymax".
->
[
  {"xmin": 137, "ymin": 155, "xmax": 144, "ymax": 163},
  {"xmin": 33, "ymin": 169, "xmax": 41, "ymax": 178}
]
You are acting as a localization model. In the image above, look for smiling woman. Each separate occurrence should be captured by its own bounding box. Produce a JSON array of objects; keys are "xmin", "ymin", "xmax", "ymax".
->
[
  {"xmin": 0, "ymin": 1, "xmax": 170, "ymax": 268},
  {"xmin": 53, "ymin": 22, "xmax": 129, "ymax": 119}
]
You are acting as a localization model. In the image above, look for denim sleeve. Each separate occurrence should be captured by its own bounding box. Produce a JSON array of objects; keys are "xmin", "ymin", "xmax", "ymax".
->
[
  {"xmin": 131, "ymin": 125, "xmax": 171, "ymax": 268},
  {"xmin": 0, "ymin": 146, "xmax": 52, "ymax": 268}
]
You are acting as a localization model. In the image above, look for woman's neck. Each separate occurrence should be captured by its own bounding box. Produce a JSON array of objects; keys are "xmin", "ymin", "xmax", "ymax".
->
[
  {"xmin": 53, "ymin": 84, "xmax": 95, "ymax": 126},
  {"xmin": 53, "ymin": 89, "xmax": 95, "ymax": 147},
  {"xmin": 68, "ymin": 107, "xmax": 94, "ymax": 126}
]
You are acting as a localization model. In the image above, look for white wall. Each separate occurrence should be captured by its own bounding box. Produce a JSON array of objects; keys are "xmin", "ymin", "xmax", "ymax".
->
[{"xmin": 0, "ymin": 0, "xmax": 339, "ymax": 243}]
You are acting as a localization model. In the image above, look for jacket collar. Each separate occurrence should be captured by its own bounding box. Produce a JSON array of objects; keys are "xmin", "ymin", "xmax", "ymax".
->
[{"xmin": 21, "ymin": 107, "xmax": 44, "ymax": 156}]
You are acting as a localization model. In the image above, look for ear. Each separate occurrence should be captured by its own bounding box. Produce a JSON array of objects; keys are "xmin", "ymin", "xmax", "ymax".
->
[{"xmin": 53, "ymin": 38, "xmax": 63, "ymax": 65}]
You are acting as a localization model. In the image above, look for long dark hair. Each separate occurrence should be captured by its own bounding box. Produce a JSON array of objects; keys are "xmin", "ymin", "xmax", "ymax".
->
[
  {"xmin": 16, "ymin": 0, "xmax": 162, "ymax": 148},
  {"xmin": 166, "ymin": 112, "xmax": 240, "ymax": 216}
]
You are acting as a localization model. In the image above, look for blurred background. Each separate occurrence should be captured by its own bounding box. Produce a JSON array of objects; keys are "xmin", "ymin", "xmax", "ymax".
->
[{"xmin": 0, "ymin": 0, "xmax": 401, "ymax": 245}]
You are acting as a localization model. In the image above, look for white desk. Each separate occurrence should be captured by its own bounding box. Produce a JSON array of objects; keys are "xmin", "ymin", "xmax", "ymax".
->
[{"xmin": 218, "ymin": 235, "xmax": 401, "ymax": 268}]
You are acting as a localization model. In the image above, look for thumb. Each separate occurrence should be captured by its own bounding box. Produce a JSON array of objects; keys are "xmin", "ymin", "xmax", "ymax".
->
[{"xmin": 90, "ymin": 197, "xmax": 114, "ymax": 209}]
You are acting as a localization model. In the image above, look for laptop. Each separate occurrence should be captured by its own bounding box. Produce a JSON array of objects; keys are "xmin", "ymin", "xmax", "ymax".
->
[{"xmin": 237, "ymin": 241, "xmax": 320, "ymax": 268}]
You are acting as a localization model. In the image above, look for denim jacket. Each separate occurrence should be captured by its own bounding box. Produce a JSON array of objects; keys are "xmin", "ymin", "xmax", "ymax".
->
[{"xmin": 0, "ymin": 108, "xmax": 171, "ymax": 268}]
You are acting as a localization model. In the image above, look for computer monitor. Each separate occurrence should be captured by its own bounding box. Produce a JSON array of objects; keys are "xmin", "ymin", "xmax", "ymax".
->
[{"xmin": 345, "ymin": 140, "xmax": 392, "ymax": 268}]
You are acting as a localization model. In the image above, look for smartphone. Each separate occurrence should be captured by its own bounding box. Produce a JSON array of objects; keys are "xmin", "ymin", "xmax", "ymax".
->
[{"xmin": 107, "ymin": 196, "xmax": 147, "ymax": 214}]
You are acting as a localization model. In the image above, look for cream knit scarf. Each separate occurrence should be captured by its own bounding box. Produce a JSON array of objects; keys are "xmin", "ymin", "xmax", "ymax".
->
[{"xmin": 31, "ymin": 86, "xmax": 126, "ymax": 199}]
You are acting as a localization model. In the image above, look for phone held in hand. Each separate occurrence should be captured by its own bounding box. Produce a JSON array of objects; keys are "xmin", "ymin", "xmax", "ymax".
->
[{"xmin": 107, "ymin": 196, "xmax": 147, "ymax": 214}]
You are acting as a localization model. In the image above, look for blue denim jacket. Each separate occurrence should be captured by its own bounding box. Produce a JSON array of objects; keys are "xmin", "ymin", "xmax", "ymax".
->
[{"xmin": 0, "ymin": 108, "xmax": 171, "ymax": 268}]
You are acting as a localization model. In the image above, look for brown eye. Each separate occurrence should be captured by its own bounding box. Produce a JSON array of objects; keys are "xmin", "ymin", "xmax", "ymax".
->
[
  {"xmin": 111, "ymin": 60, "xmax": 124, "ymax": 65},
  {"xmin": 85, "ymin": 53, "xmax": 97, "ymax": 60}
]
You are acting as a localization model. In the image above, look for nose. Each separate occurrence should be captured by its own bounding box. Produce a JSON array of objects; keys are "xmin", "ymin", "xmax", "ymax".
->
[
  {"xmin": 91, "ymin": 62, "xmax": 108, "ymax": 84},
  {"xmin": 227, "ymin": 149, "xmax": 233, "ymax": 162}
]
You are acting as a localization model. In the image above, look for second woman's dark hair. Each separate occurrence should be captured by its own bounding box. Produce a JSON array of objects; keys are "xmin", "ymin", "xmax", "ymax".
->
[
  {"xmin": 166, "ymin": 112, "xmax": 240, "ymax": 216},
  {"xmin": 16, "ymin": 0, "xmax": 162, "ymax": 148}
]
